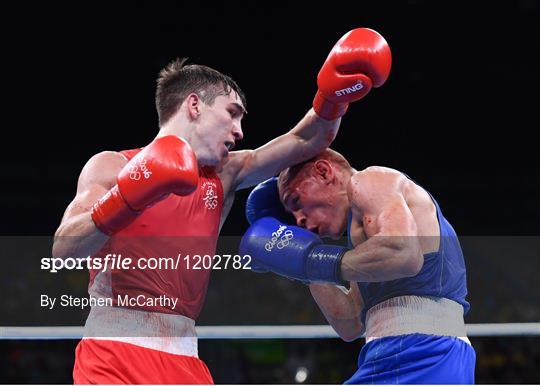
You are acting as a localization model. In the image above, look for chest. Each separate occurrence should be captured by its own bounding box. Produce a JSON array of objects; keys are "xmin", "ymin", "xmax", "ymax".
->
[{"xmin": 121, "ymin": 171, "xmax": 223, "ymax": 237}]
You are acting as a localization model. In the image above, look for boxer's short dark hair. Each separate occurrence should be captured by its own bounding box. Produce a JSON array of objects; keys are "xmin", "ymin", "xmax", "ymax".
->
[{"xmin": 156, "ymin": 58, "xmax": 247, "ymax": 126}]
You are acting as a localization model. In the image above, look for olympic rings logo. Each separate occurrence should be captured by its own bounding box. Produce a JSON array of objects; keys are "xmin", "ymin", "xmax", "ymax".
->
[
  {"xmin": 128, "ymin": 158, "xmax": 152, "ymax": 181},
  {"xmin": 203, "ymin": 185, "xmax": 219, "ymax": 210},
  {"xmin": 276, "ymin": 230, "xmax": 294, "ymax": 249},
  {"xmin": 205, "ymin": 199, "xmax": 218, "ymax": 210},
  {"xmin": 265, "ymin": 225, "xmax": 294, "ymax": 251}
]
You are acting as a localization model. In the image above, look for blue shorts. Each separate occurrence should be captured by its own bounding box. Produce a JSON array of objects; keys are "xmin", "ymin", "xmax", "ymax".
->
[{"xmin": 345, "ymin": 334, "xmax": 476, "ymax": 384}]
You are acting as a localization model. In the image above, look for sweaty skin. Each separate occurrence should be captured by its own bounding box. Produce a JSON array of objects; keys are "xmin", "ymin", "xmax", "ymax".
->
[
  {"xmin": 281, "ymin": 164, "xmax": 440, "ymax": 340},
  {"xmin": 53, "ymin": 90, "xmax": 339, "ymax": 265}
]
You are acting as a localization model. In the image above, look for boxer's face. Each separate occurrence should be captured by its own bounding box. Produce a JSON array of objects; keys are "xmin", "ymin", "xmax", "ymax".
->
[
  {"xmin": 195, "ymin": 90, "xmax": 245, "ymax": 165},
  {"xmin": 282, "ymin": 176, "xmax": 349, "ymax": 240}
]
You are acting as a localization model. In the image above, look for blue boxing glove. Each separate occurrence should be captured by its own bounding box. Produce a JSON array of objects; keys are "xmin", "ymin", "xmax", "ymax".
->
[
  {"xmin": 240, "ymin": 217, "xmax": 347, "ymax": 285},
  {"xmin": 245, "ymin": 177, "xmax": 296, "ymax": 225}
]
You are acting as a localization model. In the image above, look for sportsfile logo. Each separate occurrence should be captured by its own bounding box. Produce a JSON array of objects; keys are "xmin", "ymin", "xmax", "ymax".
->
[
  {"xmin": 265, "ymin": 225, "xmax": 294, "ymax": 252},
  {"xmin": 335, "ymin": 81, "xmax": 364, "ymax": 97},
  {"xmin": 129, "ymin": 158, "xmax": 152, "ymax": 181}
]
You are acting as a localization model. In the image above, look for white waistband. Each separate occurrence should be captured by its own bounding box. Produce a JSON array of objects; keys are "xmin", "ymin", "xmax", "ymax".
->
[
  {"xmin": 84, "ymin": 305, "xmax": 198, "ymax": 357},
  {"xmin": 365, "ymin": 296, "xmax": 470, "ymax": 345}
]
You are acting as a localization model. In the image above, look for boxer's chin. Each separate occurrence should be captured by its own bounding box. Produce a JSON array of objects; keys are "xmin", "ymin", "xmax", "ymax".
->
[
  {"xmin": 319, "ymin": 225, "xmax": 336, "ymax": 240},
  {"xmin": 326, "ymin": 224, "xmax": 345, "ymax": 240},
  {"xmin": 220, "ymin": 147, "xmax": 230, "ymax": 161},
  {"xmin": 199, "ymin": 152, "xmax": 220, "ymax": 167},
  {"xmin": 328, "ymin": 232, "xmax": 341, "ymax": 241}
]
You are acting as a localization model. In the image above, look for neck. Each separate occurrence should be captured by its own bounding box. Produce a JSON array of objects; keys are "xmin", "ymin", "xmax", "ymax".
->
[
  {"xmin": 156, "ymin": 112, "xmax": 195, "ymax": 143},
  {"xmin": 332, "ymin": 168, "xmax": 355, "ymax": 215},
  {"xmin": 337, "ymin": 167, "xmax": 355, "ymax": 192},
  {"xmin": 156, "ymin": 113, "xmax": 209, "ymax": 167}
]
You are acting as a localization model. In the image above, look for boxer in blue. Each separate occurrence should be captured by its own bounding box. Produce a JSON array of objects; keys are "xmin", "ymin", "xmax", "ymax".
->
[{"xmin": 241, "ymin": 149, "xmax": 476, "ymax": 384}]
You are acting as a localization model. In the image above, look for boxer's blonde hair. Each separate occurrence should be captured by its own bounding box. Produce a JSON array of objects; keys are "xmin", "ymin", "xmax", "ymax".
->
[{"xmin": 278, "ymin": 149, "xmax": 352, "ymax": 192}]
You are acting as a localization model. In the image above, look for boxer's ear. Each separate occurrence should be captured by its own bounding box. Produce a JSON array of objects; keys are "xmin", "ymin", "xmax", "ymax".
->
[
  {"xmin": 186, "ymin": 93, "xmax": 201, "ymax": 120},
  {"xmin": 313, "ymin": 160, "xmax": 334, "ymax": 185}
]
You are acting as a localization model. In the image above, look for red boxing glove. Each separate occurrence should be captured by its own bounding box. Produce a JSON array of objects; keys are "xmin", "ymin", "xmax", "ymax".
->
[
  {"xmin": 313, "ymin": 28, "xmax": 392, "ymax": 120},
  {"xmin": 91, "ymin": 135, "xmax": 199, "ymax": 235}
]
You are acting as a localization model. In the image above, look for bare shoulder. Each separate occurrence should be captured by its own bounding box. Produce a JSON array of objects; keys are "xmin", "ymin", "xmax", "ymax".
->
[
  {"xmin": 357, "ymin": 166, "xmax": 404, "ymax": 179},
  {"xmin": 347, "ymin": 166, "xmax": 406, "ymax": 200},
  {"xmin": 348, "ymin": 167, "xmax": 436, "ymax": 221},
  {"xmin": 217, "ymin": 149, "xmax": 255, "ymax": 192},
  {"xmin": 220, "ymin": 149, "xmax": 252, "ymax": 173},
  {"xmin": 77, "ymin": 151, "xmax": 127, "ymax": 193},
  {"xmin": 86, "ymin": 150, "xmax": 127, "ymax": 167}
]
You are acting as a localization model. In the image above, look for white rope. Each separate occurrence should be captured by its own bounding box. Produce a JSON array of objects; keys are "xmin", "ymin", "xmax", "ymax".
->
[
  {"xmin": 466, "ymin": 323, "xmax": 540, "ymax": 336},
  {"xmin": 1, "ymin": 323, "xmax": 539, "ymax": 340}
]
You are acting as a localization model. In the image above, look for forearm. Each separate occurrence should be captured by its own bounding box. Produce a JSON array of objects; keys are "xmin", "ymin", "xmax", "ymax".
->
[
  {"xmin": 289, "ymin": 109, "xmax": 340, "ymax": 160},
  {"xmin": 310, "ymin": 283, "xmax": 364, "ymax": 342},
  {"xmin": 232, "ymin": 110, "xmax": 341, "ymax": 190},
  {"xmin": 53, "ymin": 212, "xmax": 109, "ymax": 260},
  {"xmin": 340, "ymin": 236, "xmax": 423, "ymax": 283}
]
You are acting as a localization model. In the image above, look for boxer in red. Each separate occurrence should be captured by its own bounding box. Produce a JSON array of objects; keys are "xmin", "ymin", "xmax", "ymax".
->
[{"xmin": 52, "ymin": 28, "xmax": 392, "ymax": 384}]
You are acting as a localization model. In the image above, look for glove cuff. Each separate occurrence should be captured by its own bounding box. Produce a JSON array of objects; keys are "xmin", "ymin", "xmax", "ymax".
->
[
  {"xmin": 306, "ymin": 244, "xmax": 347, "ymax": 285},
  {"xmin": 91, "ymin": 185, "xmax": 139, "ymax": 235},
  {"xmin": 313, "ymin": 91, "xmax": 349, "ymax": 120}
]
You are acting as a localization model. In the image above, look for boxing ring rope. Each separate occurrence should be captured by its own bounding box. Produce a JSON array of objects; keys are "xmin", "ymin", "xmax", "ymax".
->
[{"xmin": 1, "ymin": 323, "xmax": 540, "ymax": 340}]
